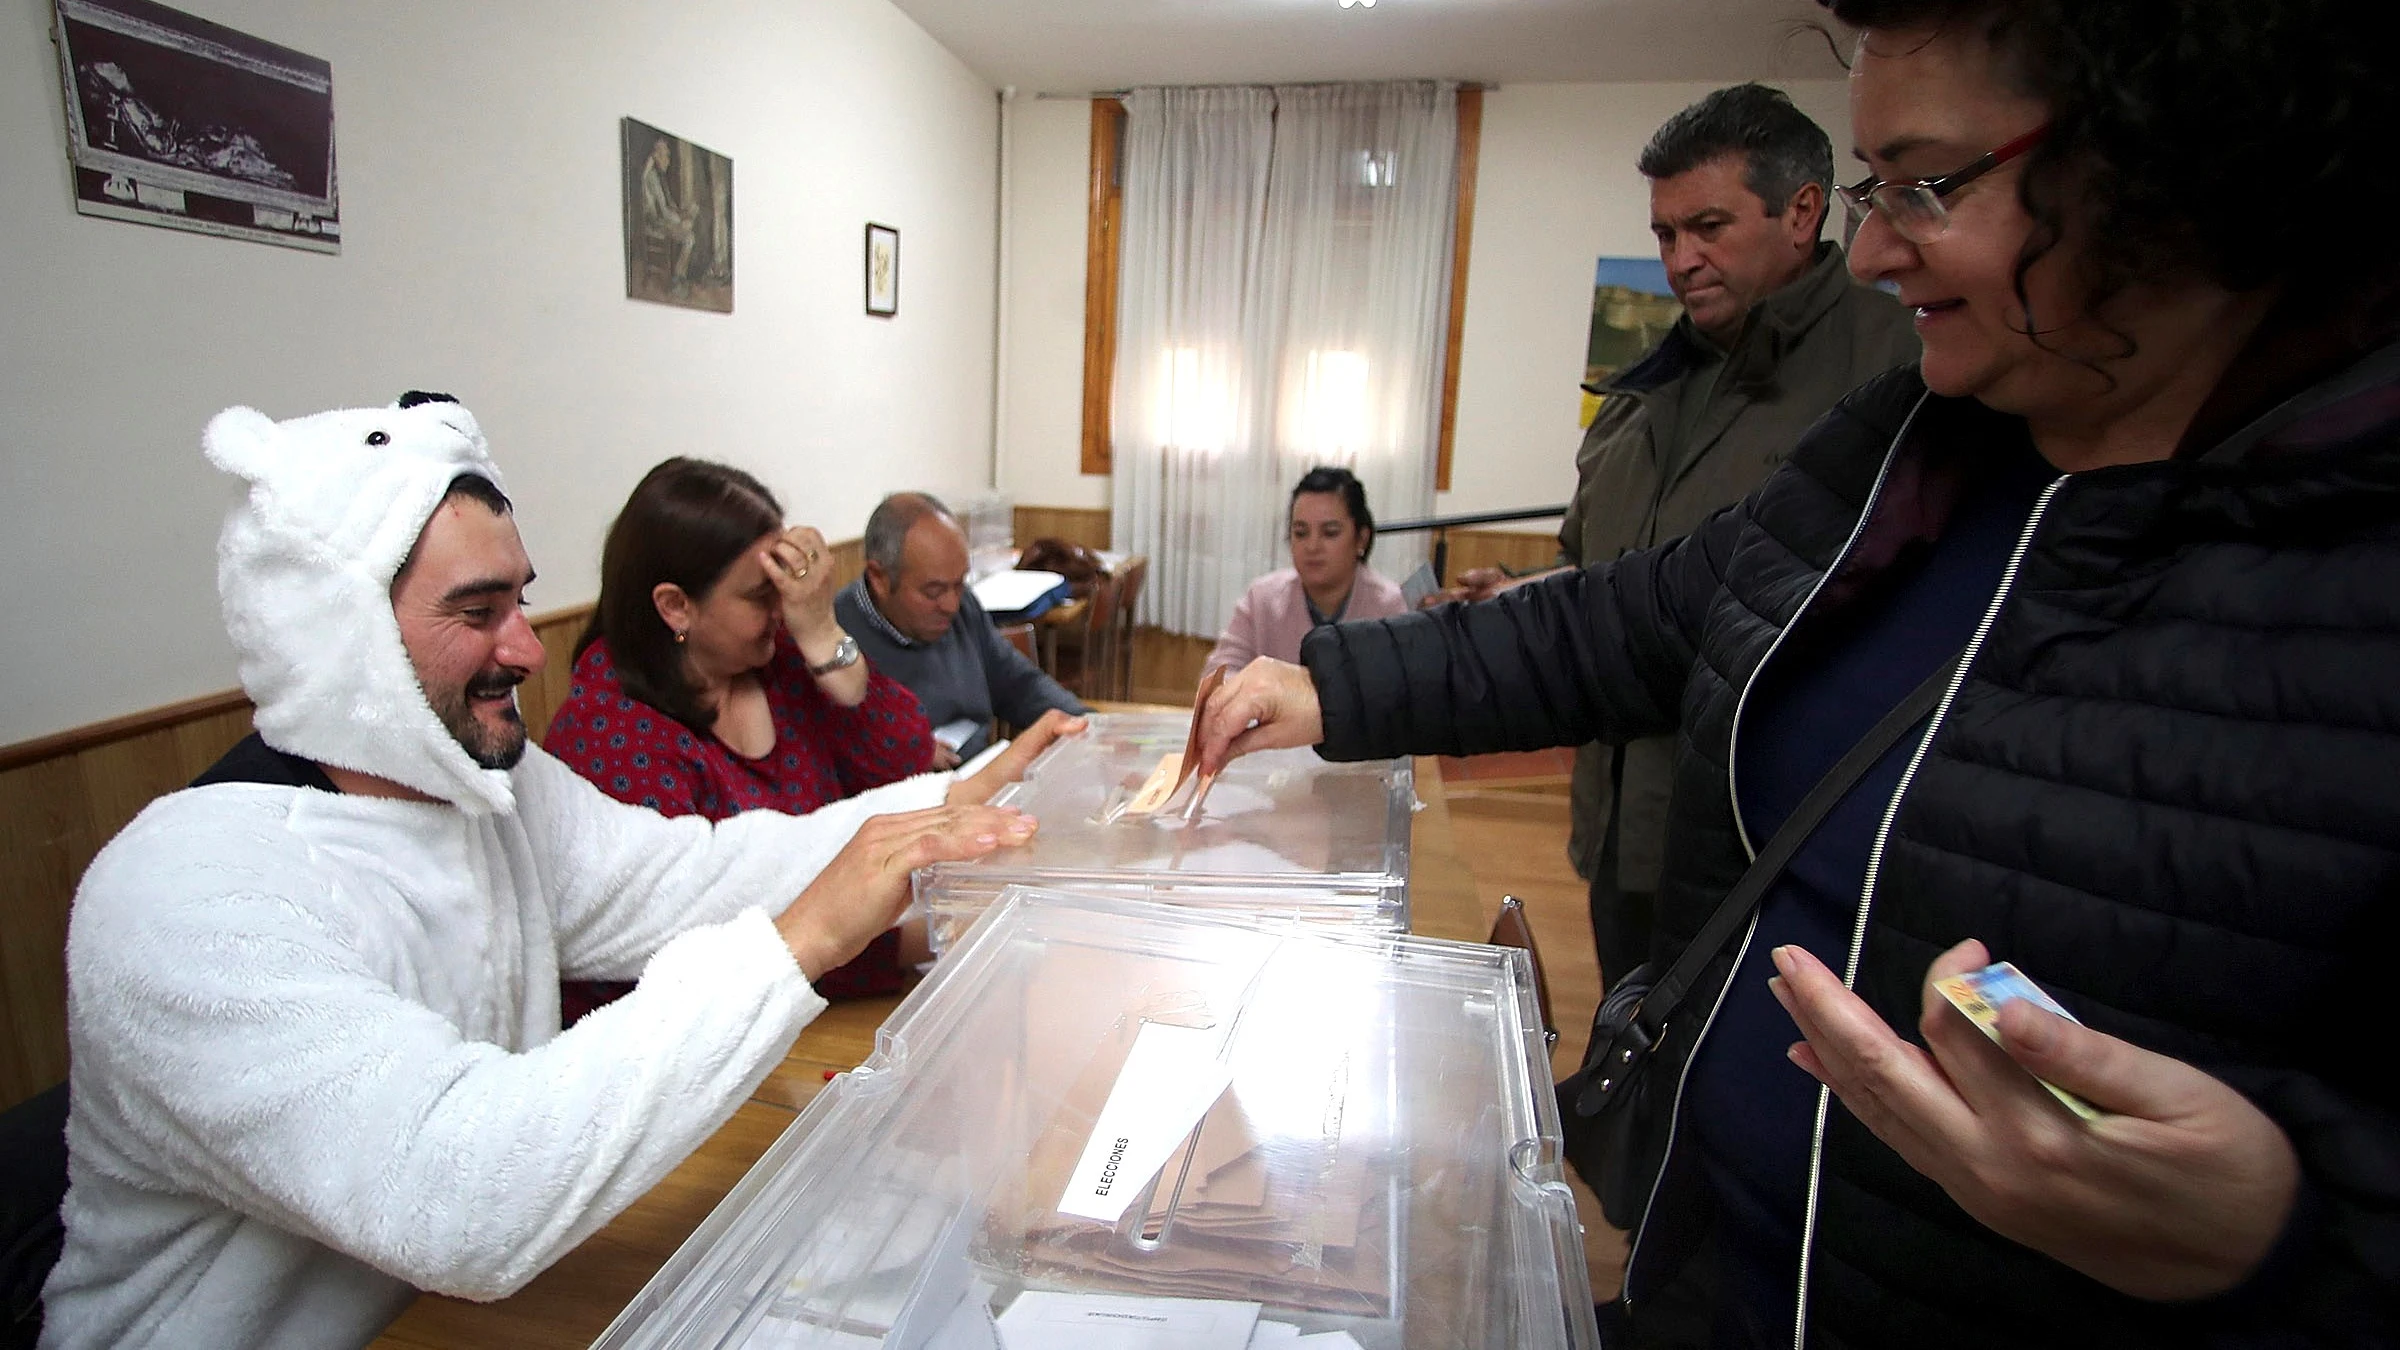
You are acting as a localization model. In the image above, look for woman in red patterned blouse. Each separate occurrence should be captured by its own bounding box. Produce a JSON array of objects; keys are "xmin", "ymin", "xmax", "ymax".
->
[{"xmin": 545, "ymin": 458, "xmax": 939, "ymax": 1011}]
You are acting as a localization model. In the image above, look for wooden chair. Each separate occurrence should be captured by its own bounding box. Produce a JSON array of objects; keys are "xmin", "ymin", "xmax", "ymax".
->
[
  {"xmin": 1108, "ymin": 555, "xmax": 1147, "ymax": 704},
  {"xmin": 997, "ymin": 621, "xmax": 1037, "ymax": 663},
  {"xmin": 1042, "ymin": 571, "xmax": 1122, "ymax": 702},
  {"xmin": 1487, "ymin": 895, "xmax": 1557, "ymax": 1047}
]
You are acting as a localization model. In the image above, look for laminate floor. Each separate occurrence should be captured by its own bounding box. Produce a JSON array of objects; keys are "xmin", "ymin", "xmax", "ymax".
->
[{"xmin": 1435, "ymin": 765, "xmax": 1630, "ymax": 1304}]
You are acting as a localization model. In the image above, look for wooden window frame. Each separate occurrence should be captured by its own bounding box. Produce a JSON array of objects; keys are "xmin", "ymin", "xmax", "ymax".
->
[
  {"xmin": 1078, "ymin": 87, "xmax": 1483, "ymax": 489},
  {"xmin": 1079, "ymin": 98, "xmax": 1125, "ymax": 476}
]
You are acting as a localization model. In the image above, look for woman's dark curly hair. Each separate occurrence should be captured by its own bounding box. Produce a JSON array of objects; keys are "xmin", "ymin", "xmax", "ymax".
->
[{"xmin": 1821, "ymin": 0, "xmax": 2395, "ymax": 344}]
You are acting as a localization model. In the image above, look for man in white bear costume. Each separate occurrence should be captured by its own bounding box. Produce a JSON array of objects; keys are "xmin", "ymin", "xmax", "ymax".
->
[{"xmin": 40, "ymin": 393, "xmax": 1057, "ymax": 1350}]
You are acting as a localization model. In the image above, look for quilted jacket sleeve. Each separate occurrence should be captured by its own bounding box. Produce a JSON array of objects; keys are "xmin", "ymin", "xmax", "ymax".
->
[{"xmin": 1303, "ymin": 497, "xmax": 1745, "ymax": 762}]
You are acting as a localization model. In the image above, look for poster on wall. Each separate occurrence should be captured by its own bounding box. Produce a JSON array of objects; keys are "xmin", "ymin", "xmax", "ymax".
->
[
  {"xmin": 51, "ymin": 0, "xmax": 339, "ymax": 253},
  {"xmin": 622, "ymin": 117, "xmax": 733, "ymax": 313},
  {"xmin": 1580, "ymin": 257, "xmax": 1679, "ymax": 427}
]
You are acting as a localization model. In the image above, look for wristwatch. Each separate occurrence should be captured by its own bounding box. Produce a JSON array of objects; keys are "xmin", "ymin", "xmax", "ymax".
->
[{"xmin": 806, "ymin": 633, "xmax": 861, "ymax": 676}]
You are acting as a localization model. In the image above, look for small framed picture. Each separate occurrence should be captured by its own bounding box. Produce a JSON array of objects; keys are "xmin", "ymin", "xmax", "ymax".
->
[{"xmin": 864, "ymin": 222, "xmax": 898, "ymax": 317}]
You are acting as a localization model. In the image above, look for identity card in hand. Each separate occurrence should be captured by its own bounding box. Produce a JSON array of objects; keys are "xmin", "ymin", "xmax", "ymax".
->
[{"xmin": 1931, "ymin": 961, "xmax": 2103, "ymax": 1121}]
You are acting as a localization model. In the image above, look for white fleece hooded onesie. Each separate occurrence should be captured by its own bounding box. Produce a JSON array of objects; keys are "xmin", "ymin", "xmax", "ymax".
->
[{"xmin": 40, "ymin": 397, "xmax": 953, "ymax": 1350}]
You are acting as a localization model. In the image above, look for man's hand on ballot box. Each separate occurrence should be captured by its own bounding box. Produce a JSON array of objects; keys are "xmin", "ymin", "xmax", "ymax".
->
[
  {"xmin": 946, "ymin": 709, "xmax": 1088, "ymax": 807},
  {"xmin": 777, "ymin": 804, "xmax": 1038, "ymax": 980}
]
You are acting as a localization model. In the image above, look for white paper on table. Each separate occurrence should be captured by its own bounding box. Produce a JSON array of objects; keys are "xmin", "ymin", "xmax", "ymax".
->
[
  {"xmin": 933, "ymin": 718, "xmax": 985, "ymax": 751},
  {"xmin": 956, "ymin": 739, "xmax": 1011, "ymax": 780},
  {"xmin": 1056, "ymin": 1022, "xmax": 1234, "ymax": 1223},
  {"xmin": 1244, "ymin": 1321, "xmax": 1304, "ymax": 1348},
  {"xmin": 994, "ymin": 1291, "xmax": 1260, "ymax": 1350},
  {"xmin": 1290, "ymin": 1334, "xmax": 1365, "ymax": 1349},
  {"xmin": 971, "ymin": 569, "xmax": 1068, "ymax": 614}
]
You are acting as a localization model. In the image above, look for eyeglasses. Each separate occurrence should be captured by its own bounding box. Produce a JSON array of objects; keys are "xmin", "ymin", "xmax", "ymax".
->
[{"xmin": 1836, "ymin": 125, "xmax": 2048, "ymax": 244}]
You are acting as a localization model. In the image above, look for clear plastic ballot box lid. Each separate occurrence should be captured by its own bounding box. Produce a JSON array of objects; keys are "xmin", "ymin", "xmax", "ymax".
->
[
  {"xmin": 592, "ymin": 887, "xmax": 1598, "ymax": 1350},
  {"xmin": 917, "ymin": 713, "xmax": 1412, "ymax": 949}
]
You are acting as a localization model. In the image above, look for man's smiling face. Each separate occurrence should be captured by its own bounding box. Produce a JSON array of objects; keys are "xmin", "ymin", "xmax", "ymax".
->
[{"xmin": 390, "ymin": 492, "xmax": 543, "ymax": 769}]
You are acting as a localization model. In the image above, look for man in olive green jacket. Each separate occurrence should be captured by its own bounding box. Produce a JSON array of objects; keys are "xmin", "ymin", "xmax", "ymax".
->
[{"xmin": 1455, "ymin": 85, "xmax": 1919, "ymax": 988}]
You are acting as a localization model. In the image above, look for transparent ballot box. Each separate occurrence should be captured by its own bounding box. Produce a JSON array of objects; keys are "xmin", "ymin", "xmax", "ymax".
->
[
  {"xmin": 592, "ymin": 888, "xmax": 1598, "ymax": 1350},
  {"xmin": 917, "ymin": 712, "xmax": 1412, "ymax": 951}
]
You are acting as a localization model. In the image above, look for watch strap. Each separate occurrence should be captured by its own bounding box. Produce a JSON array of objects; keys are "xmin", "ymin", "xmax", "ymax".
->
[{"xmin": 806, "ymin": 633, "xmax": 860, "ymax": 676}]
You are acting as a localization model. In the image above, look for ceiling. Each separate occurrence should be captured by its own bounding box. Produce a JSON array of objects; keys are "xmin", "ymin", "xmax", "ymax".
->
[{"xmin": 886, "ymin": 0, "xmax": 1853, "ymax": 94}]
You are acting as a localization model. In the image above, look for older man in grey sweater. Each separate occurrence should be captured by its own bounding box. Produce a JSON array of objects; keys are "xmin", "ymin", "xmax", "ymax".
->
[{"xmin": 835, "ymin": 494, "xmax": 1088, "ymax": 763}]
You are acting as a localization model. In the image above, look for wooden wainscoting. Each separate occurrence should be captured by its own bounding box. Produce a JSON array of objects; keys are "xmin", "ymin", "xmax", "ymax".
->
[
  {"xmin": 1440, "ymin": 525, "xmax": 1560, "ymax": 581},
  {"xmin": 824, "ymin": 537, "xmax": 865, "ymax": 592},
  {"xmin": 519, "ymin": 605, "xmax": 600, "ymax": 743},
  {"xmin": 1012, "ymin": 505, "xmax": 1111, "ymax": 552},
  {"xmin": 0, "ymin": 603, "xmax": 595, "ymax": 1114}
]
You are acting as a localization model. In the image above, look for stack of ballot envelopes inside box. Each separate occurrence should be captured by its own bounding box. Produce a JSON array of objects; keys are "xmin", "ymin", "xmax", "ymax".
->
[
  {"xmin": 915, "ymin": 712, "xmax": 1414, "ymax": 952},
  {"xmin": 592, "ymin": 888, "xmax": 1598, "ymax": 1350}
]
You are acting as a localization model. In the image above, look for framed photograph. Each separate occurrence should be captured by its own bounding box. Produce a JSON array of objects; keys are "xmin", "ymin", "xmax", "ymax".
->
[
  {"xmin": 51, "ymin": 0, "xmax": 340, "ymax": 253},
  {"xmin": 865, "ymin": 222, "xmax": 899, "ymax": 317},
  {"xmin": 622, "ymin": 117, "xmax": 733, "ymax": 313},
  {"xmin": 1580, "ymin": 256, "xmax": 1678, "ymax": 427}
]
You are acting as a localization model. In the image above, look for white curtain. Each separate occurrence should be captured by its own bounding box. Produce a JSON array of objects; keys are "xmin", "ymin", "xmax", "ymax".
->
[{"xmin": 1112, "ymin": 82, "xmax": 1458, "ymax": 638}]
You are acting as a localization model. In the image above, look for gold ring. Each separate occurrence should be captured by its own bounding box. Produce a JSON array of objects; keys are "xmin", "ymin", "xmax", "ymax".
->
[{"xmin": 796, "ymin": 566, "xmax": 811, "ymax": 579}]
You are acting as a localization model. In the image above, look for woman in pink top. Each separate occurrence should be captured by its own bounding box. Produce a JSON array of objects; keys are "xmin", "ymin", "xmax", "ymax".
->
[{"xmin": 1206, "ymin": 467, "xmax": 1409, "ymax": 673}]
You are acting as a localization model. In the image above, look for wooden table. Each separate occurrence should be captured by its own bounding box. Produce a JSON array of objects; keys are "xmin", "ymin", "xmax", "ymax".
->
[{"xmin": 371, "ymin": 758, "xmax": 1490, "ymax": 1349}]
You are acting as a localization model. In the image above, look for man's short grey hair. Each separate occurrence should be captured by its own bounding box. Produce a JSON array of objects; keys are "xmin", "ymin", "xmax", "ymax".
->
[
  {"xmin": 1637, "ymin": 83, "xmax": 1834, "ymax": 232},
  {"xmin": 862, "ymin": 491, "xmax": 955, "ymax": 577}
]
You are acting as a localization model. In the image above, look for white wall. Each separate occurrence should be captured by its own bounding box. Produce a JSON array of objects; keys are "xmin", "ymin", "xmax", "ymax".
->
[
  {"xmin": 0, "ymin": 0, "xmax": 999, "ymax": 744},
  {"xmin": 996, "ymin": 95, "xmax": 1109, "ymax": 510},
  {"xmin": 994, "ymin": 78, "xmax": 1855, "ymax": 530}
]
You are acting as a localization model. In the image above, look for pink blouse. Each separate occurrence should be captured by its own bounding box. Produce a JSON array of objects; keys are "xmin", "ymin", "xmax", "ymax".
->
[{"xmin": 1205, "ymin": 567, "xmax": 1411, "ymax": 673}]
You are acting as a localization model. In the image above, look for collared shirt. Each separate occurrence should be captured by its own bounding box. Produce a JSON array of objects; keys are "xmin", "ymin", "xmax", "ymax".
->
[
  {"xmin": 844, "ymin": 576, "xmax": 920, "ymax": 649},
  {"xmin": 834, "ymin": 578, "xmax": 1089, "ymax": 758},
  {"xmin": 1302, "ymin": 585, "xmax": 1352, "ymax": 628}
]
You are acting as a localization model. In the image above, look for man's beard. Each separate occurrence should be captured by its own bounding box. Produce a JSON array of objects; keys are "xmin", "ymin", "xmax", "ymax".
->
[{"xmin": 431, "ymin": 669, "xmax": 528, "ymax": 770}]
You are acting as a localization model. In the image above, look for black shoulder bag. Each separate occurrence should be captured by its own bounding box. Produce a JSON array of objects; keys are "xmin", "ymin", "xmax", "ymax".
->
[{"xmin": 1559, "ymin": 657, "xmax": 1957, "ymax": 1230}]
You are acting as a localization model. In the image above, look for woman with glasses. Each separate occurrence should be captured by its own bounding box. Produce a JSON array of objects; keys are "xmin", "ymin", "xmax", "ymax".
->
[{"xmin": 1192, "ymin": 1, "xmax": 2398, "ymax": 1344}]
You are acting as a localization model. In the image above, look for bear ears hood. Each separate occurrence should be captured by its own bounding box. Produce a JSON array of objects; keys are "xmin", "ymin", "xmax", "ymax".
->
[{"xmin": 205, "ymin": 393, "xmax": 519, "ymax": 815}]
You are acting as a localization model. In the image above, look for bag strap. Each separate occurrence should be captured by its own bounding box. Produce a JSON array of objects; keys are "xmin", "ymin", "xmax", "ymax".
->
[{"xmin": 1577, "ymin": 652, "xmax": 1961, "ymax": 1113}]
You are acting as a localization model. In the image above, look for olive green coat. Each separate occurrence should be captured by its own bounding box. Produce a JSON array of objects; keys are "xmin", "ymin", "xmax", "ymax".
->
[{"xmin": 1559, "ymin": 243, "xmax": 1920, "ymax": 887}]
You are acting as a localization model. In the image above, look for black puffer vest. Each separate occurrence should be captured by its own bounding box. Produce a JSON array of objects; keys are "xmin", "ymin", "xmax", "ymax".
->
[{"xmin": 1305, "ymin": 340, "xmax": 2400, "ymax": 1346}]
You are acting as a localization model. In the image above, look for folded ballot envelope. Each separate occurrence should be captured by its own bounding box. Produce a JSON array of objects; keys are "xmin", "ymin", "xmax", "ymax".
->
[{"xmin": 589, "ymin": 888, "xmax": 1598, "ymax": 1350}]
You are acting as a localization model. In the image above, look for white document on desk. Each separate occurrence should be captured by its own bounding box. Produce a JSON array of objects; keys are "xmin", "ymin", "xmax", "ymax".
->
[
  {"xmin": 970, "ymin": 569, "xmax": 1068, "ymax": 614},
  {"xmin": 956, "ymin": 738, "xmax": 1010, "ymax": 780},
  {"xmin": 994, "ymin": 1291, "xmax": 1259, "ymax": 1350},
  {"xmin": 932, "ymin": 718, "xmax": 984, "ymax": 752},
  {"xmin": 1055, "ymin": 1021, "xmax": 1233, "ymax": 1224}
]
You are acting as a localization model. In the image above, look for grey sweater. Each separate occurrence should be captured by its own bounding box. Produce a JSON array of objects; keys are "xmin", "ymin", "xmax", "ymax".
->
[{"xmin": 834, "ymin": 579, "xmax": 1088, "ymax": 758}]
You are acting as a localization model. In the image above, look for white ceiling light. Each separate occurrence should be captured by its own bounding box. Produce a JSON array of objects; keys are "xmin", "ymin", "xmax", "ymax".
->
[{"xmin": 1337, "ymin": 0, "xmax": 1376, "ymax": 9}]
